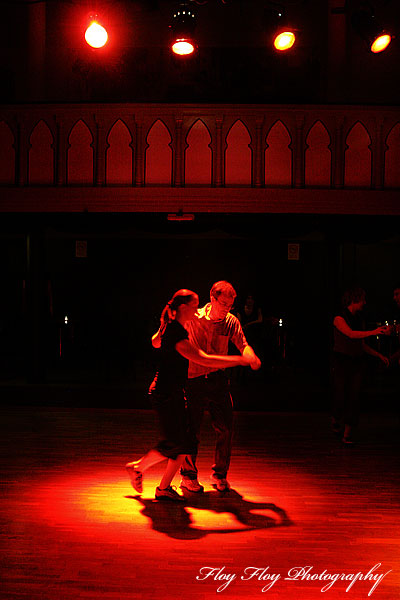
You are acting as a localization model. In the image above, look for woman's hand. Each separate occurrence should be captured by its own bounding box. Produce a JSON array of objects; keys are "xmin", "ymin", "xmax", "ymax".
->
[{"xmin": 375, "ymin": 325, "xmax": 391, "ymax": 336}]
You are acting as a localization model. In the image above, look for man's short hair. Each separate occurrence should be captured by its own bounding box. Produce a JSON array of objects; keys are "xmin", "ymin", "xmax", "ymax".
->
[
  {"xmin": 210, "ymin": 280, "xmax": 236, "ymax": 299},
  {"xmin": 342, "ymin": 286, "xmax": 365, "ymax": 308}
]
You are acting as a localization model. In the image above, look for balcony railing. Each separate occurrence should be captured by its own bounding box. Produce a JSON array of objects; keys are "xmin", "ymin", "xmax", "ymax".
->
[{"xmin": 0, "ymin": 103, "xmax": 399, "ymax": 214}]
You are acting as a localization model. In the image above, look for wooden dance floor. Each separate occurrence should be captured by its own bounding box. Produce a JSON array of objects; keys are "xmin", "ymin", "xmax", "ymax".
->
[{"xmin": 1, "ymin": 405, "xmax": 399, "ymax": 599}]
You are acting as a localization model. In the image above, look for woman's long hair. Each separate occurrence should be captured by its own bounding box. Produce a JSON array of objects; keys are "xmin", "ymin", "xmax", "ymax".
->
[{"xmin": 159, "ymin": 289, "xmax": 197, "ymax": 336}]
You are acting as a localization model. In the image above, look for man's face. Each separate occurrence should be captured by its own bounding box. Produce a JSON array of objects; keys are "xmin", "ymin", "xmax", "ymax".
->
[
  {"xmin": 210, "ymin": 292, "xmax": 235, "ymax": 320},
  {"xmin": 394, "ymin": 288, "xmax": 400, "ymax": 309}
]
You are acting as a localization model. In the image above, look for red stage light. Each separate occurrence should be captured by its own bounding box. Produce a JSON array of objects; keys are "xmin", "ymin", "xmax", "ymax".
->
[
  {"xmin": 273, "ymin": 31, "xmax": 296, "ymax": 51},
  {"xmin": 170, "ymin": 5, "xmax": 196, "ymax": 56},
  {"xmin": 371, "ymin": 33, "xmax": 391, "ymax": 53},
  {"xmin": 85, "ymin": 20, "xmax": 108, "ymax": 49},
  {"xmin": 172, "ymin": 38, "xmax": 195, "ymax": 55},
  {"xmin": 351, "ymin": 9, "xmax": 392, "ymax": 55}
]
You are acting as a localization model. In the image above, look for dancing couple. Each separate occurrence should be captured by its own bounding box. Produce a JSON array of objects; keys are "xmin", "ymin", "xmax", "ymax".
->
[{"xmin": 126, "ymin": 281, "xmax": 261, "ymax": 501}]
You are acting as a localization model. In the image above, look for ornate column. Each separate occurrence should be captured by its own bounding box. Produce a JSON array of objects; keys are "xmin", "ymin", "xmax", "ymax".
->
[
  {"xmin": 134, "ymin": 122, "xmax": 145, "ymax": 187},
  {"xmin": 94, "ymin": 116, "xmax": 107, "ymax": 186},
  {"xmin": 173, "ymin": 117, "xmax": 184, "ymax": 187},
  {"xmin": 55, "ymin": 116, "xmax": 68, "ymax": 186},
  {"xmin": 371, "ymin": 117, "xmax": 385, "ymax": 190},
  {"xmin": 214, "ymin": 117, "xmax": 224, "ymax": 187},
  {"xmin": 16, "ymin": 116, "xmax": 29, "ymax": 186},
  {"xmin": 293, "ymin": 114, "xmax": 305, "ymax": 188},
  {"xmin": 333, "ymin": 116, "xmax": 345, "ymax": 189},
  {"xmin": 253, "ymin": 118, "xmax": 264, "ymax": 188}
]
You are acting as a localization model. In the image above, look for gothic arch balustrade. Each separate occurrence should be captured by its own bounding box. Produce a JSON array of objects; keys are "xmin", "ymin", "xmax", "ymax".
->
[{"xmin": 0, "ymin": 104, "xmax": 399, "ymax": 214}]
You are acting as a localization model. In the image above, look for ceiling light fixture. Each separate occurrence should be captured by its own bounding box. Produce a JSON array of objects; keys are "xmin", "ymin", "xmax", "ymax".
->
[
  {"xmin": 351, "ymin": 4, "xmax": 392, "ymax": 53},
  {"xmin": 85, "ymin": 16, "xmax": 108, "ymax": 49},
  {"xmin": 170, "ymin": 3, "xmax": 197, "ymax": 56}
]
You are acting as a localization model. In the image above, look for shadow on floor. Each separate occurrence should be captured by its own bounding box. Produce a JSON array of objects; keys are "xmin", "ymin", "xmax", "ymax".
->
[{"xmin": 125, "ymin": 488, "xmax": 293, "ymax": 539}]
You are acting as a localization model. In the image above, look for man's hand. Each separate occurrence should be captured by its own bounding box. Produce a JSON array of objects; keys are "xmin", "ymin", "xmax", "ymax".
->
[
  {"xmin": 249, "ymin": 356, "xmax": 262, "ymax": 370},
  {"xmin": 242, "ymin": 345, "xmax": 262, "ymax": 370},
  {"xmin": 379, "ymin": 354, "xmax": 389, "ymax": 367}
]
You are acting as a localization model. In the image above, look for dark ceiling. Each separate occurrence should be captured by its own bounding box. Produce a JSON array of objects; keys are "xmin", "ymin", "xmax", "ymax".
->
[{"xmin": 0, "ymin": 0, "xmax": 399, "ymax": 104}]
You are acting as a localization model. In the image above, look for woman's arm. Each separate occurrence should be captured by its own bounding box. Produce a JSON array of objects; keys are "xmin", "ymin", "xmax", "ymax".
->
[
  {"xmin": 363, "ymin": 342, "xmax": 389, "ymax": 366},
  {"xmin": 333, "ymin": 316, "xmax": 388, "ymax": 339},
  {"xmin": 151, "ymin": 328, "xmax": 162, "ymax": 348},
  {"xmin": 175, "ymin": 339, "xmax": 251, "ymax": 368},
  {"xmin": 152, "ymin": 321, "xmax": 168, "ymax": 348}
]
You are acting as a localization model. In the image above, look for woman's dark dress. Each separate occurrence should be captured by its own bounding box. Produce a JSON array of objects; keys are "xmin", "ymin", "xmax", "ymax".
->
[
  {"xmin": 150, "ymin": 320, "xmax": 197, "ymax": 459},
  {"xmin": 332, "ymin": 309, "xmax": 365, "ymax": 427}
]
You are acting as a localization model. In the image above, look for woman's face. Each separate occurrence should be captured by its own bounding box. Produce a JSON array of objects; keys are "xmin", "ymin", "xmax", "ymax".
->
[
  {"xmin": 246, "ymin": 295, "xmax": 254, "ymax": 306},
  {"xmin": 354, "ymin": 295, "xmax": 366, "ymax": 311},
  {"xmin": 178, "ymin": 295, "xmax": 199, "ymax": 323}
]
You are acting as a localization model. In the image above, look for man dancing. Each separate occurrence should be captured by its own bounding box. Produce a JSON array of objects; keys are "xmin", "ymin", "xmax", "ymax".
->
[{"xmin": 179, "ymin": 280, "xmax": 261, "ymax": 492}]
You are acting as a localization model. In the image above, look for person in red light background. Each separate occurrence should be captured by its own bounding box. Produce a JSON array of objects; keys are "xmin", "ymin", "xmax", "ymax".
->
[
  {"xmin": 388, "ymin": 284, "xmax": 400, "ymax": 367},
  {"xmin": 126, "ymin": 288, "xmax": 254, "ymax": 502},
  {"xmin": 331, "ymin": 286, "xmax": 390, "ymax": 445}
]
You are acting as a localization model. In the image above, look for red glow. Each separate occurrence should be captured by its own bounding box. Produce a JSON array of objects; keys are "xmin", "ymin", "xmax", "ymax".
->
[
  {"xmin": 371, "ymin": 34, "xmax": 391, "ymax": 53},
  {"xmin": 172, "ymin": 38, "xmax": 194, "ymax": 55},
  {"xmin": 85, "ymin": 20, "xmax": 108, "ymax": 48}
]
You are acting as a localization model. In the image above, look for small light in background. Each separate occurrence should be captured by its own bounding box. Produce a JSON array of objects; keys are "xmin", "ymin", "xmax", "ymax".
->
[{"xmin": 64, "ymin": 315, "xmax": 69, "ymax": 325}]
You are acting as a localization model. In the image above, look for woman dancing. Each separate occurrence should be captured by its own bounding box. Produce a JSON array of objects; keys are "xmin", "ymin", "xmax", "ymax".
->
[{"xmin": 126, "ymin": 289, "xmax": 253, "ymax": 501}]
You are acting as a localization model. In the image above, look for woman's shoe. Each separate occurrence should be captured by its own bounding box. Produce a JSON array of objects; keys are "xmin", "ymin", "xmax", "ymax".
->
[
  {"xmin": 126, "ymin": 464, "xmax": 143, "ymax": 493},
  {"xmin": 155, "ymin": 485, "xmax": 185, "ymax": 502}
]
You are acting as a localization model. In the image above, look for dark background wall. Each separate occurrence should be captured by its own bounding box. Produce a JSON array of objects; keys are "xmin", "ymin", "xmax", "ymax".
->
[{"xmin": 1, "ymin": 213, "xmax": 399, "ymax": 409}]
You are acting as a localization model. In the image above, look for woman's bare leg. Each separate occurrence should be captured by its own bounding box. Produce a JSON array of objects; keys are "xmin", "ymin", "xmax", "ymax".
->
[
  {"xmin": 126, "ymin": 449, "xmax": 165, "ymax": 493},
  {"xmin": 126, "ymin": 448, "xmax": 165, "ymax": 473},
  {"xmin": 159, "ymin": 454, "xmax": 186, "ymax": 489}
]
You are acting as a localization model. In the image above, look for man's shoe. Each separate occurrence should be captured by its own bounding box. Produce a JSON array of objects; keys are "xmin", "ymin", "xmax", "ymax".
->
[
  {"xmin": 180, "ymin": 477, "xmax": 204, "ymax": 493},
  {"xmin": 211, "ymin": 474, "xmax": 230, "ymax": 492},
  {"xmin": 342, "ymin": 436, "xmax": 355, "ymax": 445},
  {"xmin": 126, "ymin": 463, "xmax": 143, "ymax": 493},
  {"xmin": 155, "ymin": 485, "xmax": 186, "ymax": 502}
]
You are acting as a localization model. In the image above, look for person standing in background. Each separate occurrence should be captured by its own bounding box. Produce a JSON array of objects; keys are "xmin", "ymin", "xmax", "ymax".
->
[{"xmin": 331, "ymin": 287, "xmax": 389, "ymax": 445}]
